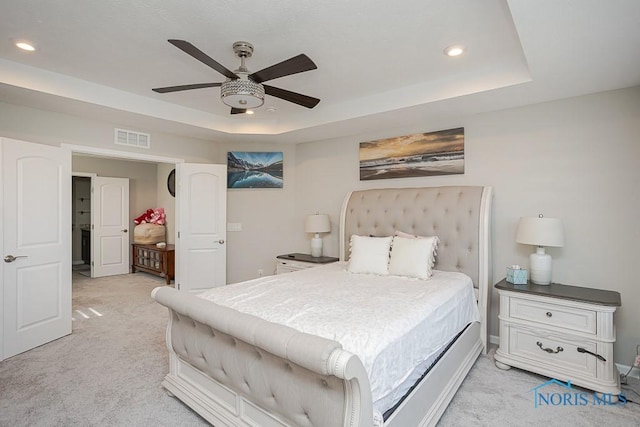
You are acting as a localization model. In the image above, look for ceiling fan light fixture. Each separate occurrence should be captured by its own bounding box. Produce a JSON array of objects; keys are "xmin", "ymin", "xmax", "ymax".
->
[{"xmin": 221, "ymin": 77, "xmax": 265, "ymax": 109}]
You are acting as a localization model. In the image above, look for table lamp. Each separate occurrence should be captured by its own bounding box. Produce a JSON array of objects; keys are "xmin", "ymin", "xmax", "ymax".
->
[
  {"xmin": 305, "ymin": 214, "xmax": 331, "ymax": 257},
  {"xmin": 516, "ymin": 214, "xmax": 564, "ymax": 285}
]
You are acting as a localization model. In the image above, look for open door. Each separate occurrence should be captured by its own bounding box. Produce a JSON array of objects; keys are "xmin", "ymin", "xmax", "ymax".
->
[
  {"xmin": 1, "ymin": 137, "xmax": 71, "ymax": 360},
  {"xmin": 176, "ymin": 163, "xmax": 227, "ymax": 292},
  {"xmin": 92, "ymin": 177, "xmax": 130, "ymax": 278}
]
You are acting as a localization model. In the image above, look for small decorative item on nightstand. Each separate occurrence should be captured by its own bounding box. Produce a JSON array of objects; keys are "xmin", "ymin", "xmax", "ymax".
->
[{"xmin": 506, "ymin": 265, "xmax": 528, "ymax": 284}]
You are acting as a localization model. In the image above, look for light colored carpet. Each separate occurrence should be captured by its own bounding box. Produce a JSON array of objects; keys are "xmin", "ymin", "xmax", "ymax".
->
[
  {"xmin": 72, "ymin": 263, "xmax": 91, "ymax": 277},
  {"xmin": 1, "ymin": 272, "xmax": 638, "ymax": 426},
  {"xmin": 0, "ymin": 272, "xmax": 206, "ymax": 427}
]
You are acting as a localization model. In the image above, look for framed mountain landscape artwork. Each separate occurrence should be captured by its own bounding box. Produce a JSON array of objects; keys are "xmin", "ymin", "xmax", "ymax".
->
[
  {"xmin": 359, "ymin": 127, "xmax": 464, "ymax": 180},
  {"xmin": 227, "ymin": 151, "xmax": 284, "ymax": 188}
]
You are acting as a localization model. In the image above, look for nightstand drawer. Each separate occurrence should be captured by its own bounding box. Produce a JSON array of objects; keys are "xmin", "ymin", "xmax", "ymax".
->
[
  {"xmin": 509, "ymin": 327, "xmax": 597, "ymax": 376},
  {"xmin": 276, "ymin": 259, "xmax": 312, "ymax": 272},
  {"xmin": 510, "ymin": 297, "xmax": 596, "ymax": 334}
]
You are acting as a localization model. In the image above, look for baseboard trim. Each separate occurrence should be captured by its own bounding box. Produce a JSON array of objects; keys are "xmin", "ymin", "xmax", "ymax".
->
[{"xmin": 489, "ymin": 334, "xmax": 499, "ymax": 346}]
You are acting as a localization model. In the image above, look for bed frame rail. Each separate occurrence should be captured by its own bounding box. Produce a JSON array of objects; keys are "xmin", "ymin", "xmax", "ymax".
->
[{"xmin": 152, "ymin": 286, "xmax": 373, "ymax": 427}]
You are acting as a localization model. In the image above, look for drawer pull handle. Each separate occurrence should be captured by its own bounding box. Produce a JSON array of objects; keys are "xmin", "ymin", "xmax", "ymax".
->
[
  {"xmin": 537, "ymin": 341, "xmax": 563, "ymax": 354},
  {"xmin": 546, "ymin": 312, "xmax": 552, "ymax": 317},
  {"xmin": 577, "ymin": 347, "xmax": 606, "ymax": 362}
]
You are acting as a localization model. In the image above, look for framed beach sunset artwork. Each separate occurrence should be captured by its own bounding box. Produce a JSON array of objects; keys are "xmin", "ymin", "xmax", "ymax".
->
[{"xmin": 359, "ymin": 127, "xmax": 464, "ymax": 180}]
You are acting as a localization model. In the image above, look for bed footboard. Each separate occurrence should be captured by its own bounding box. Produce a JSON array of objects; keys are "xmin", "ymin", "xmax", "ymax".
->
[{"xmin": 152, "ymin": 286, "xmax": 373, "ymax": 427}]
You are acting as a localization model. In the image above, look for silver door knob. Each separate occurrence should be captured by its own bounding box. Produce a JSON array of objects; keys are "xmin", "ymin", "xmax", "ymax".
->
[
  {"xmin": 218, "ymin": 240, "xmax": 225, "ymax": 244},
  {"xmin": 4, "ymin": 255, "xmax": 28, "ymax": 263}
]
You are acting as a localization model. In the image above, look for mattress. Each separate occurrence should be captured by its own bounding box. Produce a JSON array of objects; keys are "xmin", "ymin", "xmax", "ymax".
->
[{"xmin": 197, "ymin": 261, "xmax": 481, "ymax": 416}]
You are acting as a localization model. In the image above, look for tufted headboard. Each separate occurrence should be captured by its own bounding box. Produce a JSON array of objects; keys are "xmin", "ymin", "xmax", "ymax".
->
[{"xmin": 339, "ymin": 186, "xmax": 493, "ymax": 290}]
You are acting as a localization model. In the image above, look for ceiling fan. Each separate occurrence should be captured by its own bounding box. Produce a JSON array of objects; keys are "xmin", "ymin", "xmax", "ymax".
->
[{"xmin": 152, "ymin": 39, "xmax": 320, "ymax": 114}]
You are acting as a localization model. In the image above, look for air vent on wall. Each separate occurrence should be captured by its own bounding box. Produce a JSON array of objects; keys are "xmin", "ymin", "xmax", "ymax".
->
[{"xmin": 115, "ymin": 128, "xmax": 150, "ymax": 149}]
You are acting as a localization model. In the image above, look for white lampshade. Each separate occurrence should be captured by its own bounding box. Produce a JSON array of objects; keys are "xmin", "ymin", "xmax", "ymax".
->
[
  {"xmin": 305, "ymin": 214, "xmax": 330, "ymax": 257},
  {"xmin": 304, "ymin": 214, "xmax": 331, "ymax": 234},
  {"xmin": 516, "ymin": 215, "xmax": 564, "ymax": 285},
  {"xmin": 516, "ymin": 216, "xmax": 564, "ymax": 247}
]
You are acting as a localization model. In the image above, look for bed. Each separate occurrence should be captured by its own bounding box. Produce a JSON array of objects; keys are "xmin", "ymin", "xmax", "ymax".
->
[{"xmin": 152, "ymin": 185, "xmax": 493, "ymax": 426}]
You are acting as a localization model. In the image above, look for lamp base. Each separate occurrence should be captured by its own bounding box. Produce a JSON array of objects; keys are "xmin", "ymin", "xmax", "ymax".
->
[
  {"xmin": 530, "ymin": 247, "xmax": 552, "ymax": 285},
  {"xmin": 310, "ymin": 234, "xmax": 323, "ymax": 258}
]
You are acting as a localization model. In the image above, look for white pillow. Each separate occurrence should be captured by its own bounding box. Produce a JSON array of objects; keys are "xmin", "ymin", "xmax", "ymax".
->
[
  {"xmin": 388, "ymin": 235, "xmax": 439, "ymax": 280},
  {"xmin": 348, "ymin": 235, "xmax": 393, "ymax": 275}
]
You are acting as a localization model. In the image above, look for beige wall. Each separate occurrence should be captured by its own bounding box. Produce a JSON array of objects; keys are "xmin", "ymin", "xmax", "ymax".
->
[
  {"xmin": 0, "ymin": 102, "xmax": 216, "ymax": 162},
  {"xmin": 2, "ymin": 87, "xmax": 639, "ymax": 366},
  {"xmin": 211, "ymin": 142, "xmax": 298, "ymax": 284},
  {"xmin": 293, "ymin": 86, "xmax": 640, "ymax": 365}
]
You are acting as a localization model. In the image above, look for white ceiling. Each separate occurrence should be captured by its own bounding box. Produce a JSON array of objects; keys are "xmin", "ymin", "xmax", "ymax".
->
[{"xmin": 0, "ymin": 0, "xmax": 639, "ymax": 144}]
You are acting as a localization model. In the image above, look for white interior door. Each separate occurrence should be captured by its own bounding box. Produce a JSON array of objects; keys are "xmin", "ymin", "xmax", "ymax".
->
[
  {"xmin": 92, "ymin": 177, "xmax": 130, "ymax": 278},
  {"xmin": 176, "ymin": 163, "xmax": 227, "ymax": 292},
  {"xmin": 1, "ymin": 137, "xmax": 71, "ymax": 360}
]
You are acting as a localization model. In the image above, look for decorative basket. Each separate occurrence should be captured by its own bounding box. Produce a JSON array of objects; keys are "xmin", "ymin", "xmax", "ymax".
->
[{"xmin": 133, "ymin": 223, "xmax": 166, "ymax": 244}]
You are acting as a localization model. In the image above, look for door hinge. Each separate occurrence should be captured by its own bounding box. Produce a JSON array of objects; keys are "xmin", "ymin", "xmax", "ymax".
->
[
  {"xmin": 177, "ymin": 231, "xmax": 180, "ymax": 238},
  {"xmin": 91, "ymin": 261, "xmax": 94, "ymax": 266}
]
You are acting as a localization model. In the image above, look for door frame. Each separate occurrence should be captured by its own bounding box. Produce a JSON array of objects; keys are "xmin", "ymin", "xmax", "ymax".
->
[
  {"xmin": 64, "ymin": 144, "xmax": 183, "ymax": 166},
  {"xmin": 63, "ymin": 144, "xmax": 184, "ymax": 277}
]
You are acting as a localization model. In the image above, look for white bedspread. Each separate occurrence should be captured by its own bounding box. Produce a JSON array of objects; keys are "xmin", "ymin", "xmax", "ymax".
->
[{"xmin": 197, "ymin": 261, "xmax": 480, "ymax": 415}]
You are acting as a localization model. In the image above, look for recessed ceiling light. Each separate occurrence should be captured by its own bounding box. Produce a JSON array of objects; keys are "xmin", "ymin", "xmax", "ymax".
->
[
  {"xmin": 444, "ymin": 45, "xmax": 465, "ymax": 57},
  {"xmin": 245, "ymin": 110, "xmax": 254, "ymax": 115},
  {"xmin": 15, "ymin": 41, "xmax": 36, "ymax": 51},
  {"xmin": 266, "ymin": 107, "xmax": 277, "ymax": 113}
]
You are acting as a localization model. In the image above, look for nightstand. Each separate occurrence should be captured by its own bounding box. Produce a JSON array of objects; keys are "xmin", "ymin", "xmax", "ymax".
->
[
  {"xmin": 276, "ymin": 253, "xmax": 339, "ymax": 274},
  {"xmin": 494, "ymin": 278, "xmax": 621, "ymax": 396}
]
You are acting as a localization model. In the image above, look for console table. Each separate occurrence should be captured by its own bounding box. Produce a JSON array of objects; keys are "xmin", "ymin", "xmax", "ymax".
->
[{"xmin": 132, "ymin": 243, "xmax": 175, "ymax": 284}]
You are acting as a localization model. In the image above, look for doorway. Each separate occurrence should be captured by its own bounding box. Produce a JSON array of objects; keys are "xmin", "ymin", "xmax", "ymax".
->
[
  {"xmin": 2, "ymin": 139, "xmax": 226, "ymax": 361},
  {"xmin": 70, "ymin": 154, "xmax": 177, "ymax": 282},
  {"xmin": 71, "ymin": 176, "xmax": 92, "ymax": 277}
]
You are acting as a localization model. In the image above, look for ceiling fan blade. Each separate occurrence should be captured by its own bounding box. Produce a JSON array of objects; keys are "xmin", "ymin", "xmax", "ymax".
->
[
  {"xmin": 263, "ymin": 85, "xmax": 320, "ymax": 109},
  {"xmin": 152, "ymin": 83, "xmax": 222, "ymax": 93},
  {"xmin": 168, "ymin": 39, "xmax": 239, "ymax": 79},
  {"xmin": 230, "ymin": 108, "xmax": 247, "ymax": 115},
  {"xmin": 249, "ymin": 54, "xmax": 317, "ymax": 83}
]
